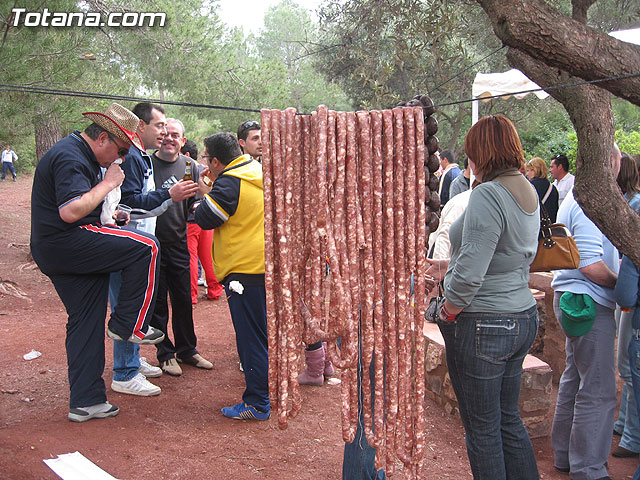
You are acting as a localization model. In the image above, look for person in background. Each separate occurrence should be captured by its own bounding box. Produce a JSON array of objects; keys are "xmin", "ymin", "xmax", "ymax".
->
[
  {"xmin": 237, "ymin": 120, "xmax": 262, "ymax": 161},
  {"xmin": 448, "ymin": 156, "xmax": 471, "ymax": 201},
  {"xmin": 615, "ymin": 245, "xmax": 640, "ymax": 480},
  {"xmin": 1, "ymin": 145, "xmax": 18, "ymax": 181},
  {"xmin": 551, "ymin": 143, "xmax": 621, "ymax": 479},
  {"xmin": 437, "ymin": 149, "xmax": 461, "ymax": 206},
  {"xmin": 550, "ymin": 153, "xmax": 574, "ymax": 206},
  {"xmin": 526, "ymin": 157, "xmax": 559, "ymax": 223},
  {"xmin": 612, "ymin": 153, "xmax": 640, "ymax": 459},
  {"xmin": 109, "ymin": 102, "xmax": 180, "ymax": 397},
  {"xmin": 427, "ymin": 115, "xmax": 540, "ymax": 479},
  {"xmin": 181, "ymin": 140, "xmax": 224, "ymax": 304}
]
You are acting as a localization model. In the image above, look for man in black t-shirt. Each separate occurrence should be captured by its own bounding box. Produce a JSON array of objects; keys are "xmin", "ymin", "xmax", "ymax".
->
[
  {"xmin": 149, "ymin": 118, "xmax": 214, "ymax": 376},
  {"xmin": 30, "ymin": 103, "xmax": 164, "ymax": 423}
]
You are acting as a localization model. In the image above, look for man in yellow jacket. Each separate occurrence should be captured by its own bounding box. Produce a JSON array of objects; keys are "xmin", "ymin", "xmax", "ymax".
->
[{"xmin": 195, "ymin": 132, "xmax": 269, "ymax": 420}]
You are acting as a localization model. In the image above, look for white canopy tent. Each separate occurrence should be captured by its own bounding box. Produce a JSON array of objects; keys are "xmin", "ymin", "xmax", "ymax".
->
[{"xmin": 470, "ymin": 28, "xmax": 640, "ymax": 125}]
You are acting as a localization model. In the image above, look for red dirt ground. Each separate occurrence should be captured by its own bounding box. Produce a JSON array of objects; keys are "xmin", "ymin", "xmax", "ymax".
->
[{"xmin": 0, "ymin": 175, "xmax": 637, "ymax": 479}]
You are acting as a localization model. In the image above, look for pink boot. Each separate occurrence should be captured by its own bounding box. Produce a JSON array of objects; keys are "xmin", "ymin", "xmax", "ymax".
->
[
  {"xmin": 297, "ymin": 347, "xmax": 325, "ymax": 386},
  {"xmin": 322, "ymin": 342, "xmax": 335, "ymax": 377}
]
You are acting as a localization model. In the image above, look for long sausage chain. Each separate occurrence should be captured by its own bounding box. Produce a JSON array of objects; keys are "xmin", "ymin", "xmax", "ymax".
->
[{"xmin": 262, "ymin": 105, "xmax": 435, "ymax": 478}]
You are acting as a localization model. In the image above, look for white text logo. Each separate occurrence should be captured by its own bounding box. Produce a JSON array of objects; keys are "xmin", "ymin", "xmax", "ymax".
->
[{"xmin": 11, "ymin": 8, "xmax": 166, "ymax": 28}]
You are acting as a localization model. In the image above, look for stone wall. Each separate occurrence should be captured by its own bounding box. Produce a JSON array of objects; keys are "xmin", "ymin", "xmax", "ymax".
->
[
  {"xmin": 423, "ymin": 322, "xmax": 553, "ymax": 438},
  {"xmin": 530, "ymin": 272, "xmax": 566, "ymax": 383}
]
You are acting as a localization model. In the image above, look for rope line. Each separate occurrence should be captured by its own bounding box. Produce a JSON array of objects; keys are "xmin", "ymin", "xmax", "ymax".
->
[
  {"xmin": 434, "ymin": 71, "xmax": 640, "ymax": 109},
  {"xmin": 1, "ymin": 69, "xmax": 639, "ymax": 115},
  {"xmin": 430, "ymin": 45, "xmax": 506, "ymax": 93},
  {"xmin": 0, "ymin": 84, "xmax": 261, "ymax": 114}
]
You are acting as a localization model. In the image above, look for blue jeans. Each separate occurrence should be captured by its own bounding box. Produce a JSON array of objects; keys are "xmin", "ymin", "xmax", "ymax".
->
[
  {"xmin": 629, "ymin": 329, "xmax": 640, "ymax": 480},
  {"xmin": 1, "ymin": 161, "xmax": 16, "ymax": 180},
  {"xmin": 615, "ymin": 308, "xmax": 640, "ymax": 452},
  {"xmin": 437, "ymin": 305, "xmax": 539, "ymax": 480},
  {"xmin": 343, "ymin": 345, "xmax": 386, "ymax": 480},
  {"xmin": 552, "ymin": 294, "xmax": 616, "ymax": 479},
  {"xmin": 109, "ymin": 271, "xmax": 140, "ymax": 381}
]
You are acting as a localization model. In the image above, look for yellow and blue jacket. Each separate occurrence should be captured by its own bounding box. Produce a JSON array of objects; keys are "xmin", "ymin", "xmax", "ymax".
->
[{"xmin": 194, "ymin": 154, "xmax": 264, "ymax": 284}]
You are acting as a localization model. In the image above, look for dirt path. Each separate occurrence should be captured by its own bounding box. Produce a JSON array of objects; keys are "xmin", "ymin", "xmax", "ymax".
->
[{"xmin": 0, "ymin": 176, "xmax": 636, "ymax": 479}]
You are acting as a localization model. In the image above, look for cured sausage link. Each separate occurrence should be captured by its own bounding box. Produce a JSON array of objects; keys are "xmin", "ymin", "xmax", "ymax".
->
[
  {"xmin": 381, "ymin": 109, "xmax": 398, "ymax": 476},
  {"xmin": 271, "ymin": 109, "xmax": 292, "ymax": 429},
  {"xmin": 261, "ymin": 109, "xmax": 279, "ymax": 408},
  {"xmin": 369, "ymin": 110, "xmax": 385, "ymax": 453},
  {"xmin": 412, "ymin": 107, "xmax": 428, "ymax": 475},
  {"xmin": 284, "ymin": 108, "xmax": 302, "ymax": 419},
  {"xmin": 392, "ymin": 107, "xmax": 411, "ymax": 467}
]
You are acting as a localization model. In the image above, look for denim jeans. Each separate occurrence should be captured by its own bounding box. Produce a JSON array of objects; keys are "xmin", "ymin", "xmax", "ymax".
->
[
  {"xmin": 343, "ymin": 348, "xmax": 386, "ymax": 480},
  {"xmin": 1, "ymin": 161, "xmax": 16, "ymax": 180},
  {"xmin": 614, "ymin": 308, "xmax": 640, "ymax": 452},
  {"xmin": 109, "ymin": 271, "xmax": 140, "ymax": 381},
  {"xmin": 437, "ymin": 305, "xmax": 539, "ymax": 480},
  {"xmin": 629, "ymin": 329, "xmax": 640, "ymax": 480}
]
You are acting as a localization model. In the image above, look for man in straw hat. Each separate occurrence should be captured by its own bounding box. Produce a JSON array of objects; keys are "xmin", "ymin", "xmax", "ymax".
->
[{"xmin": 31, "ymin": 102, "xmax": 165, "ymax": 422}]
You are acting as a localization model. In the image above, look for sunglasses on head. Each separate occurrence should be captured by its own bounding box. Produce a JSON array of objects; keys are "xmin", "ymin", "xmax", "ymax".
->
[{"xmin": 239, "ymin": 120, "xmax": 260, "ymax": 136}]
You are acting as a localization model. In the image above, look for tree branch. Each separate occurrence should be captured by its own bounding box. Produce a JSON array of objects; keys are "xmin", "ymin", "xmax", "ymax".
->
[
  {"xmin": 476, "ymin": 0, "xmax": 640, "ymax": 107},
  {"xmin": 507, "ymin": 48, "xmax": 640, "ymax": 265},
  {"xmin": 571, "ymin": 0, "xmax": 597, "ymax": 23}
]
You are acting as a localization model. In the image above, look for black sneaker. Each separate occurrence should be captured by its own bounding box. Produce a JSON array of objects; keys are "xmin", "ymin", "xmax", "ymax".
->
[
  {"xmin": 68, "ymin": 402, "xmax": 119, "ymax": 422},
  {"xmin": 107, "ymin": 326, "xmax": 165, "ymax": 345}
]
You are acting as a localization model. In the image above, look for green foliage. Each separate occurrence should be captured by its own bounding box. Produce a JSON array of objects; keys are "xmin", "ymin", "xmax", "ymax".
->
[
  {"xmin": 316, "ymin": 0, "xmax": 512, "ymax": 153},
  {"xmin": 616, "ymin": 130, "xmax": 640, "ymax": 155},
  {"xmin": 519, "ymin": 107, "xmax": 575, "ymax": 164}
]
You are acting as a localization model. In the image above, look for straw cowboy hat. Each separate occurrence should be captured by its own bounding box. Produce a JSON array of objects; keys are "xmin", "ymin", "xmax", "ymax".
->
[{"xmin": 82, "ymin": 102, "xmax": 145, "ymax": 151}]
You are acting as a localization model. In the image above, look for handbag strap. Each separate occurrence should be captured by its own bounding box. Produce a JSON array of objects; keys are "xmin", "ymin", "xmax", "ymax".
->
[
  {"xmin": 541, "ymin": 182, "xmax": 553, "ymax": 204},
  {"xmin": 538, "ymin": 198, "xmax": 556, "ymax": 248}
]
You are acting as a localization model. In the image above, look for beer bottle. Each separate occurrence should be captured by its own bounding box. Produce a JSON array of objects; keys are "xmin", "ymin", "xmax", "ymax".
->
[{"xmin": 183, "ymin": 159, "xmax": 192, "ymax": 181}]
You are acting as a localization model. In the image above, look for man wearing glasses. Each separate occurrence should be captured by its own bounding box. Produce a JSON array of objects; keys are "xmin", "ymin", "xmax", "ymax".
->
[
  {"xmin": 30, "ymin": 103, "xmax": 165, "ymax": 422},
  {"xmin": 109, "ymin": 103, "xmax": 201, "ymax": 397},
  {"xmin": 237, "ymin": 120, "xmax": 262, "ymax": 162},
  {"xmin": 149, "ymin": 118, "xmax": 214, "ymax": 377}
]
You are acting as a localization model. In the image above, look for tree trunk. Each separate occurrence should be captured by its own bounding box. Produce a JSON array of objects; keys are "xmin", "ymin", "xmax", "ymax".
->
[
  {"xmin": 508, "ymin": 49, "xmax": 640, "ymax": 264},
  {"xmin": 474, "ymin": 0, "xmax": 640, "ymax": 265},
  {"xmin": 34, "ymin": 115, "xmax": 61, "ymax": 164}
]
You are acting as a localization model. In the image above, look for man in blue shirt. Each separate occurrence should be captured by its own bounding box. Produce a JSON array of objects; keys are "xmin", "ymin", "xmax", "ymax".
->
[
  {"xmin": 109, "ymin": 103, "xmax": 200, "ymax": 396},
  {"xmin": 551, "ymin": 143, "xmax": 621, "ymax": 478},
  {"xmin": 30, "ymin": 103, "xmax": 165, "ymax": 422}
]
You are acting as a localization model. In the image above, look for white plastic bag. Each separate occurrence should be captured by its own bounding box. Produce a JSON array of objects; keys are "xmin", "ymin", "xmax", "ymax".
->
[{"xmin": 100, "ymin": 185, "xmax": 121, "ymax": 225}]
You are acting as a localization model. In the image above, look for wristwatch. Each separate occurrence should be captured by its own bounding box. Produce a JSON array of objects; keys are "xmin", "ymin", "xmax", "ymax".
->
[{"xmin": 439, "ymin": 303, "xmax": 457, "ymax": 322}]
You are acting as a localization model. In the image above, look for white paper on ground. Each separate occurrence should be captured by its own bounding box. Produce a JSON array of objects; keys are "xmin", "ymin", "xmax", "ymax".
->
[
  {"xmin": 43, "ymin": 451, "xmax": 119, "ymax": 480},
  {"xmin": 23, "ymin": 349, "xmax": 41, "ymax": 360}
]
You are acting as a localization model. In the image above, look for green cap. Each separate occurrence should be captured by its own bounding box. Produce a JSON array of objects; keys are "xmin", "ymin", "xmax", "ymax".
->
[{"xmin": 559, "ymin": 292, "xmax": 596, "ymax": 337}]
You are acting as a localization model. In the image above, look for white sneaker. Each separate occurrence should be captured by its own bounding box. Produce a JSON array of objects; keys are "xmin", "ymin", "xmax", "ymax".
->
[
  {"xmin": 197, "ymin": 277, "xmax": 206, "ymax": 286},
  {"xmin": 68, "ymin": 402, "xmax": 119, "ymax": 422},
  {"xmin": 138, "ymin": 357, "xmax": 162, "ymax": 378},
  {"xmin": 111, "ymin": 373, "xmax": 161, "ymax": 396}
]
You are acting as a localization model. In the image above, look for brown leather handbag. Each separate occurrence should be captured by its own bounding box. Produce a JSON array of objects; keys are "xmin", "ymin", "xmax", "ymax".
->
[{"xmin": 529, "ymin": 204, "xmax": 580, "ymax": 272}]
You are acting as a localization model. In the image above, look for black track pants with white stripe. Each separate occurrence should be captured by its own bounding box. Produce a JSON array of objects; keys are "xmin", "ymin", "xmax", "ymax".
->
[{"xmin": 32, "ymin": 224, "xmax": 160, "ymax": 407}]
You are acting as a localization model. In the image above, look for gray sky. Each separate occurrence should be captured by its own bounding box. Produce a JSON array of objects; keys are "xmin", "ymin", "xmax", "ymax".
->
[{"xmin": 216, "ymin": 0, "xmax": 323, "ymax": 34}]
